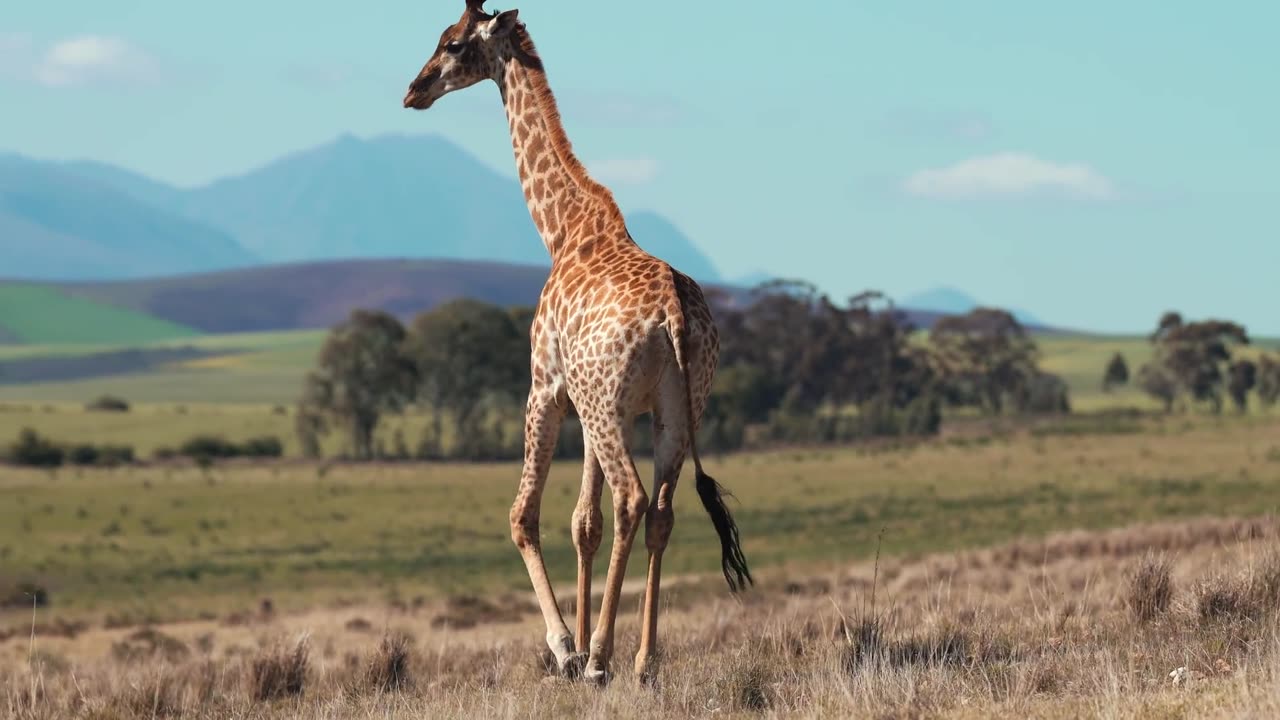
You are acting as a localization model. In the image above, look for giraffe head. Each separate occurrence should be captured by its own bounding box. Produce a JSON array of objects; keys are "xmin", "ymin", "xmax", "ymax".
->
[{"xmin": 403, "ymin": 1, "xmax": 522, "ymax": 110}]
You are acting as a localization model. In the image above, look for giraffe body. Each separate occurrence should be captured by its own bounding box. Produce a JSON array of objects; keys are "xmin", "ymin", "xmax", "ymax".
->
[{"xmin": 404, "ymin": 1, "xmax": 750, "ymax": 683}]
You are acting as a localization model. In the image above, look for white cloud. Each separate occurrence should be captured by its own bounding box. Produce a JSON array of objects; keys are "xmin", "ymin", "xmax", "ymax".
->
[
  {"xmin": 903, "ymin": 152, "xmax": 1113, "ymax": 200},
  {"xmin": 589, "ymin": 157, "xmax": 660, "ymax": 185},
  {"xmin": 33, "ymin": 36, "xmax": 157, "ymax": 87}
]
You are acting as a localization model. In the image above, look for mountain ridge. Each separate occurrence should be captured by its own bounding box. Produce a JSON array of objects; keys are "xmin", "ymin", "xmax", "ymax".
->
[{"xmin": 2, "ymin": 133, "xmax": 722, "ymax": 283}]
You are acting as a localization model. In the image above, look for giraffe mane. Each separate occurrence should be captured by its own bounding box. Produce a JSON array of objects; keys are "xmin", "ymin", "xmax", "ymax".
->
[{"xmin": 510, "ymin": 24, "xmax": 622, "ymax": 216}]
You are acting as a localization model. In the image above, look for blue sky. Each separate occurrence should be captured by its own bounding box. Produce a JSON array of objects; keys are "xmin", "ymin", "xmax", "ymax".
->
[{"xmin": 2, "ymin": 1, "xmax": 1277, "ymax": 334}]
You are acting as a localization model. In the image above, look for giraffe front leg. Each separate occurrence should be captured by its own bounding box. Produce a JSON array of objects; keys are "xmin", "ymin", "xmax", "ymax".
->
[
  {"xmin": 509, "ymin": 390, "xmax": 577, "ymax": 674},
  {"xmin": 571, "ymin": 441, "xmax": 604, "ymax": 655}
]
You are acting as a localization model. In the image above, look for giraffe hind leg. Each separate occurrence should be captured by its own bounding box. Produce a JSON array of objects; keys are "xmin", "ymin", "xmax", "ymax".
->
[
  {"xmin": 571, "ymin": 438, "xmax": 604, "ymax": 656},
  {"xmin": 634, "ymin": 371, "xmax": 690, "ymax": 683},
  {"xmin": 580, "ymin": 410, "xmax": 648, "ymax": 685}
]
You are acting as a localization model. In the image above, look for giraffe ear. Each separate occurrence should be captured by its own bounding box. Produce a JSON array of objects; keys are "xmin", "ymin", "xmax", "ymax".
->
[{"xmin": 489, "ymin": 9, "xmax": 520, "ymax": 37}]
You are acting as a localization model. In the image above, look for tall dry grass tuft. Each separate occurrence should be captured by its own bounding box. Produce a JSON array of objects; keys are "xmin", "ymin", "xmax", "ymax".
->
[
  {"xmin": 364, "ymin": 632, "xmax": 413, "ymax": 693},
  {"xmin": 1127, "ymin": 552, "xmax": 1175, "ymax": 623},
  {"xmin": 718, "ymin": 641, "xmax": 776, "ymax": 712},
  {"xmin": 250, "ymin": 635, "xmax": 310, "ymax": 702},
  {"xmin": 108, "ymin": 668, "xmax": 187, "ymax": 719}
]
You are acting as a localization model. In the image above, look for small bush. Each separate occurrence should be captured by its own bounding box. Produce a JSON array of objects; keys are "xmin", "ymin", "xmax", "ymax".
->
[
  {"xmin": 180, "ymin": 435, "xmax": 241, "ymax": 461},
  {"xmin": 251, "ymin": 637, "xmax": 310, "ymax": 702},
  {"xmin": 67, "ymin": 443, "xmax": 99, "ymax": 466},
  {"xmin": 177, "ymin": 434, "xmax": 284, "ymax": 463},
  {"xmin": 97, "ymin": 444, "xmax": 135, "ymax": 467},
  {"xmin": 1127, "ymin": 554, "xmax": 1174, "ymax": 623},
  {"xmin": 240, "ymin": 436, "xmax": 284, "ymax": 459},
  {"xmin": 66, "ymin": 443, "xmax": 135, "ymax": 467},
  {"xmin": 1197, "ymin": 579, "xmax": 1254, "ymax": 624},
  {"xmin": 86, "ymin": 395, "xmax": 130, "ymax": 413},
  {"xmin": 7, "ymin": 428, "xmax": 64, "ymax": 467},
  {"xmin": 0, "ymin": 582, "xmax": 50, "ymax": 609},
  {"xmin": 1197, "ymin": 556, "xmax": 1280, "ymax": 624}
]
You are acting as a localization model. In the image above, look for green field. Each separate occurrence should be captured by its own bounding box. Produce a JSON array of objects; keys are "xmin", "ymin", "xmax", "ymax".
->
[
  {"xmin": 0, "ymin": 284, "xmax": 199, "ymax": 345},
  {"xmin": 0, "ymin": 328, "xmax": 1181, "ymax": 408},
  {"xmin": 2, "ymin": 329, "xmax": 1277, "ymax": 458},
  {"xmin": 3, "ymin": 414, "xmax": 1278, "ymax": 622}
]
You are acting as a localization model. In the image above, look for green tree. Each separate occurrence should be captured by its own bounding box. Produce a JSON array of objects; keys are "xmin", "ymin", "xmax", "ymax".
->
[
  {"xmin": 1258, "ymin": 355, "xmax": 1280, "ymax": 410},
  {"xmin": 1136, "ymin": 363, "xmax": 1178, "ymax": 413},
  {"xmin": 299, "ymin": 309, "xmax": 417, "ymax": 460},
  {"xmin": 1102, "ymin": 352, "xmax": 1130, "ymax": 392},
  {"xmin": 1145, "ymin": 313, "xmax": 1249, "ymax": 413},
  {"xmin": 930, "ymin": 308, "xmax": 1041, "ymax": 415},
  {"xmin": 406, "ymin": 299, "xmax": 529, "ymax": 446},
  {"xmin": 1227, "ymin": 359, "xmax": 1258, "ymax": 414}
]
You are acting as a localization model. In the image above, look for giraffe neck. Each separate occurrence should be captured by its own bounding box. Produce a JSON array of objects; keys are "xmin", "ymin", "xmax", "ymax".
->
[{"xmin": 496, "ymin": 30, "xmax": 624, "ymax": 261}]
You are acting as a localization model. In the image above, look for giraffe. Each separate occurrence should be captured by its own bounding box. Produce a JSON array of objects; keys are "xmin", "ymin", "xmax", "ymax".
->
[{"xmin": 403, "ymin": 1, "xmax": 752, "ymax": 684}]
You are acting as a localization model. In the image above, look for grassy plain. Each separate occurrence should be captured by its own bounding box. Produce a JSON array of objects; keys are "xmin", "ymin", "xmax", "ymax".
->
[
  {"xmin": 0, "ymin": 330, "xmax": 1218, "ymax": 457},
  {"xmin": 3, "ymin": 414, "xmax": 1279, "ymax": 623}
]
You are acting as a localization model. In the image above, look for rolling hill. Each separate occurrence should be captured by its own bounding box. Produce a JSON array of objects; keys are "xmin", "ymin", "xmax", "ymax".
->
[
  {"xmin": 54, "ymin": 258, "xmax": 559, "ymax": 334},
  {"xmin": 2, "ymin": 257, "xmax": 1056, "ymax": 340},
  {"xmin": 1, "ymin": 134, "xmax": 722, "ymax": 283},
  {"xmin": 0, "ymin": 284, "xmax": 198, "ymax": 345}
]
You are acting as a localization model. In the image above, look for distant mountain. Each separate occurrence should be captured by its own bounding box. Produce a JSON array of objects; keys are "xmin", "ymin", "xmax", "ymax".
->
[
  {"xmin": 0, "ymin": 155, "xmax": 257, "ymax": 280},
  {"xmin": 0, "ymin": 134, "xmax": 721, "ymax": 283},
  {"xmin": 623, "ymin": 211, "xmax": 721, "ymax": 283},
  {"xmin": 902, "ymin": 286, "xmax": 1041, "ymax": 327}
]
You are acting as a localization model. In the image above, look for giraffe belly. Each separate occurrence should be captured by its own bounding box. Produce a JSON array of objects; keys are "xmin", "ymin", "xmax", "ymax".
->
[{"xmin": 560, "ymin": 324, "xmax": 670, "ymax": 422}]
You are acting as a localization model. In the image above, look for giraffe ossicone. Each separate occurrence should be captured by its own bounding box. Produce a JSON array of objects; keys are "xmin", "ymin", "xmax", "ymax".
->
[{"xmin": 404, "ymin": 0, "xmax": 752, "ymax": 684}]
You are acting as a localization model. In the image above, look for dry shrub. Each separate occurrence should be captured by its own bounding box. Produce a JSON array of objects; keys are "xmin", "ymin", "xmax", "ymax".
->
[
  {"xmin": 1197, "ymin": 554, "xmax": 1280, "ymax": 625},
  {"xmin": 720, "ymin": 642, "xmax": 775, "ymax": 712},
  {"xmin": 344, "ymin": 617, "xmax": 374, "ymax": 633},
  {"xmin": 843, "ymin": 613, "xmax": 1014, "ymax": 671},
  {"xmin": 1127, "ymin": 553, "xmax": 1175, "ymax": 622},
  {"xmin": 364, "ymin": 632, "xmax": 413, "ymax": 693},
  {"xmin": 111, "ymin": 627, "xmax": 190, "ymax": 663},
  {"xmin": 109, "ymin": 669, "xmax": 187, "ymax": 718},
  {"xmin": 250, "ymin": 636, "xmax": 310, "ymax": 702},
  {"xmin": 430, "ymin": 594, "xmax": 533, "ymax": 630}
]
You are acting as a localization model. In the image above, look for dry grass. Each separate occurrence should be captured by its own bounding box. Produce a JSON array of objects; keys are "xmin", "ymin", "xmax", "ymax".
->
[
  {"xmin": 249, "ymin": 636, "xmax": 310, "ymax": 702},
  {"xmin": 1127, "ymin": 553, "xmax": 1175, "ymax": 623},
  {"xmin": 5, "ymin": 515, "xmax": 1280, "ymax": 718}
]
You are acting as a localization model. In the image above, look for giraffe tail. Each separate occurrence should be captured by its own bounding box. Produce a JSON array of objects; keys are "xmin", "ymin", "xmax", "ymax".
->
[{"xmin": 666, "ymin": 314, "xmax": 753, "ymax": 595}]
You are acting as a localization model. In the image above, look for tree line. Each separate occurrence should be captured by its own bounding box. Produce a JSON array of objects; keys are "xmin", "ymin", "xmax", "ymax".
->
[
  {"xmin": 1104, "ymin": 311, "xmax": 1280, "ymax": 414},
  {"xmin": 295, "ymin": 282, "xmax": 1071, "ymax": 462}
]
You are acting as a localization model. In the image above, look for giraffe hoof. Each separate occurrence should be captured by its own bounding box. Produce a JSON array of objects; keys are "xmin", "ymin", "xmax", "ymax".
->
[
  {"xmin": 635, "ymin": 659, "xmax": 660, "ymax": 688},
  {"xmin": 582, "ymin": 666, "xmax": 611, "ymax": 687},
  {"xmin": 559, "ymin": 652, "xmax": 589, "ymax": 680}
]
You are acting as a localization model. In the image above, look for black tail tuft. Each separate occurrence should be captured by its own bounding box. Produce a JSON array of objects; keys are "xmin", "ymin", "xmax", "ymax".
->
[{"xmin": 696, "ymin": 468, "xmax": 753, "ymax": 593}]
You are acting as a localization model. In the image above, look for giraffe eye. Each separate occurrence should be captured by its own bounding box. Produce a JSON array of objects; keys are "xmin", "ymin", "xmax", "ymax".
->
[{"xmin": 445, "ymin": 42, "xmax": 465, "ymax": 55}]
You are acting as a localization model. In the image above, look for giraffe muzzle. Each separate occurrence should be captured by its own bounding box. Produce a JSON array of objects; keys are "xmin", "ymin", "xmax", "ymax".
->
[{"xmin": 403, "ymin": 71, "xmax": 441, "ymax": 110}]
